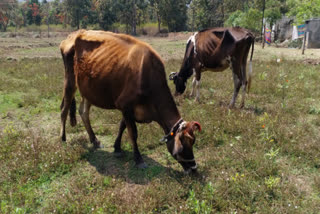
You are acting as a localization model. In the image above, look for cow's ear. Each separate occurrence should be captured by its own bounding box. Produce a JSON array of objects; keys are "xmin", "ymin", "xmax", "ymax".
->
[
  {"xmin": 183, "ymin": 122, "xmax": 201, "ymax": 145},
  {"xmin": 191, "ymin": 121, "xmax": 202, "ymax": 132},
  {"xmin": 173, "ymin": 137, "xmax": 183, "ymax": 156},
  {"xmin": 187, "ymin": 121, "xmax": 201, "ymax": 133}
]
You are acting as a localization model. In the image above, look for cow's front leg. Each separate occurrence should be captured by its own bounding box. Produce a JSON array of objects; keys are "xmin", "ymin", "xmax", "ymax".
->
[
  {"xmin": 79, "ymin": 98, "xmax": 102, "ymax": 149},
  {"xmin": 195, "ymin": 71, "xmax": 201, "ymax": 102},
  {"xmin": 195, "ymin": 79, "xmax": 201, "ymax": 102},
  {"xmin": 114, "ymin": 118, "xmax": 126, "ymax": 157},
  {"xmin": 123, "ymin": 112, "xmax": 147, "ymax": 169},
  {"xmin": 190, "ymin": 76, "xmax": 197, "ymax": 97}
]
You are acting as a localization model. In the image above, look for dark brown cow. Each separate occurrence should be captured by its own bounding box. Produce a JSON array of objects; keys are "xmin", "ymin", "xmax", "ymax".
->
[
  {"xmin": 169, "ymin": 27, "xmax": 254, "ymax": 108},
  {"xmin": 59, "ymin": 30, "xmax": 201, "ymax": 173}
]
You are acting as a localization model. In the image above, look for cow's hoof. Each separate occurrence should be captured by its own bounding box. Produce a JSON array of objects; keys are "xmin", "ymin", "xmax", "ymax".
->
[
  {"xmin": 184, "ymin": 168, "xmax": 198, "ymax": 175},
  {"xmin": 70, "ymin": 118, "xmax": 77, "ymax": 127},
  {"xmin": 136, "ymin": 162, "xmax": 148, "ymax": 169},
  {"xmin": 93, "ymin": 140, "xmax": 103, "ymax": 149},
  {"xmin": 114, "ymin": 151, "xmax": 124, "ymax": 158}
]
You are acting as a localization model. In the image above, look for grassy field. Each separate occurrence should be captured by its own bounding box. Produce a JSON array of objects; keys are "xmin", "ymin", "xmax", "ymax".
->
[{"xmin": 1, "ymin": 34, "xmax": 320, "ymax": 213}]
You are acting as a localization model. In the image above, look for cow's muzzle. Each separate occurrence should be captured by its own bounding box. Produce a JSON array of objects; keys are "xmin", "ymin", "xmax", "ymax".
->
[{"xmin": 184, "ymin": 164, "xmax": 198, "ymax": 175}]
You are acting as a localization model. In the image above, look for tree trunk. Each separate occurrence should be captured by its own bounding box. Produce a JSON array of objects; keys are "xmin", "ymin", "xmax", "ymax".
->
[
  {"xmin": 221, "ymin": 0, "xmax": 224, "ymax": 26},
  {"xmin": 132, "ymin": 0, "xmax": 137, "ymax": 35},
  {"xmin": 76, "ymin": 6, "xmax": 80, "ymax": 30},
  {"xmin": 261, "ymin": 0, "xmax": 265, "ymax": 48},
  {"xmin": 262, "ymin": 24, "xmax": 266, "ymax": 49},
  {"xmin": 191, "ymin": 7, "xmax": 195, "ymax": 31}
]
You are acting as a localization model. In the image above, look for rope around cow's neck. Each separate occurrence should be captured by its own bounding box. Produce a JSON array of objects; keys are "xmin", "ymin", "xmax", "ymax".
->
[{"xmin": 160, "ymin": 118, "xmax": 184, "ymax": 143}]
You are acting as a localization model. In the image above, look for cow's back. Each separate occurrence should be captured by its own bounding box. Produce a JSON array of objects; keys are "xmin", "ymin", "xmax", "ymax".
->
[
  {"xmin": 61, "ymin": 30, "xmax": 165, "ymax": 111},
  {"xmin": 196, "ymin": 27, "xmax": 253, "ymax": 67}
]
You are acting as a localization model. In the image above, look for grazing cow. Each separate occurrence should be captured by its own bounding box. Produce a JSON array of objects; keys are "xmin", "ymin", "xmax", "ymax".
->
[
  {"xmin": 59, "ymin": 30, "xmax": 201, "ymax": 173},
  {"xmin": 169, "ymin": 27, "xmax": 254, "ymax": 108}
]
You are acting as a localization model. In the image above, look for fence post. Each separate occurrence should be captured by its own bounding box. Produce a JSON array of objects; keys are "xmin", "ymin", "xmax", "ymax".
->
[{"xmin": 302, "ymin": 31, "xmax": 309, "ymax": 55}]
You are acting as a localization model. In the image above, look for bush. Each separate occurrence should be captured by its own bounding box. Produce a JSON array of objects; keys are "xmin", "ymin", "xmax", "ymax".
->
[
  {"xmin": 288, "ymin": 38, "xmax": 303, "ymax": 48},
  {"xmin": 225, "ymin": 8, "xmax": 262, "ymax": 32}
]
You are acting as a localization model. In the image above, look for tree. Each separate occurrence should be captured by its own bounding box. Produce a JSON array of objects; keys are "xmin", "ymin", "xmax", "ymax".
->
[
  {"xmin": 42, "ymin": 0, "xmax": 53, "ymax": 37},
  {"xmin": 64, "ymin": 0, "xmax": 90, "ymax": 29},
  {"xmin": 225, "ymin": 8, "xmax": 261, "ymax": 32},
  {"xmin": 150, "ymin": 0, "xmax": 162, "ymax": 32},
  {"xmin": 12, "ymin": 2, "xmax": 23, "ymax": 34},
  {"xmin": 25, "ymin": 0, "xmax": 41, "ymax": 25},
  {"xmin": 0, "ymin": 0, "xmax": 17, "ymax": 32},
  {"xmin": 96, "ymin": 0, "xmax": 118, "ymax": 30},
  {"xmin": 160, "ymin": 0, "xmax": 188, "ymax": 32},
  {"xmin": 286, "ymin": 0, "xmax": 320, "ymax": 25},
  {"xmin": 188, "ymin": 0, "xmax": 225, "ymax": 30}
]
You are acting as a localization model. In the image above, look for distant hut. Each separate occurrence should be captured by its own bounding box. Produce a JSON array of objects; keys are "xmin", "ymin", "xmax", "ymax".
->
[
  {"xmin": 274, "ymin": 17, "xmax": 294, "ymax": 42},
  {"xmin": 305, "ymin": 19, "xmax": 320, "ymax": 48}
]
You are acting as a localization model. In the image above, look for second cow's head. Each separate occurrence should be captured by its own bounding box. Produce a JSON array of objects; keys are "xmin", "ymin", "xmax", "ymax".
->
[{"xmin": 169, "ymin": 37, "xmax": 197, "ymax": 95}]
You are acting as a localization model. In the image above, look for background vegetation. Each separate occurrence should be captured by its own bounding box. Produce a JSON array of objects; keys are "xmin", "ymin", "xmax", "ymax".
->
[{"xmin": 1, "ymin": 0, "xmax": 320, "ymax": 35}]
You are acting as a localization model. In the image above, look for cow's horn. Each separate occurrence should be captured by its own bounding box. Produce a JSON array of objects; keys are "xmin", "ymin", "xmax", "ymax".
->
[{"xmin": 169, "ymin": 72, "xmax": 177, "ymax": 80}]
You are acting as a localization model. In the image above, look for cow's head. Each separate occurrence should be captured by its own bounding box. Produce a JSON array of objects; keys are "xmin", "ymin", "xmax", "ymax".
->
[
  {"xmin": 169, "ymin": 36, "xmax": 197, "ymax": 95},
  {"xmin": 163, "ymin": 120, "xmax": 201, "ymax": 173}
]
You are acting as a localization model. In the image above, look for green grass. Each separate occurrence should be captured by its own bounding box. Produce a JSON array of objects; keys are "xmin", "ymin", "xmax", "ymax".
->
[{"xmin": 1, "ymin": 38, "xmax": 320, "ymax": 213}]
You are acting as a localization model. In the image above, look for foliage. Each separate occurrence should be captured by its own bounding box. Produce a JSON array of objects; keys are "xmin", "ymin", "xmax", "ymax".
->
[
  {"xmin": 0, "ymin": 0, "xmax": 18, "ymax": 31},
  {"xmin": 225, "ymin": 8, "xmax": 262, "ymax": 32},
  {"xmin": 2, "ymin": 0, "xmax": 318, "ymax": 33},
  {"xmin": 265, "ymin": 0, "xmax": 282, "ymax": 27},
  {"xmin": 63, "ymin": 0, "xmax": 91, "ymax": 29},
  {"xmin": 189, "ymin": 0, "xmax": 224, "ymax": 30},
  {"xmin": 286, "ymin": 0, "xmax": 320, "ymax": 25},
  {"xmin": 158, "ymin": 0, "xmax": 188, "ymax": 32}
]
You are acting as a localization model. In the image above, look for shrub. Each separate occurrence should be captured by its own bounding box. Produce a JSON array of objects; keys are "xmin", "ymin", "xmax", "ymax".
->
[{"xmin": 225, "ymin": 8, "xmax": 261, "ymax": 32}]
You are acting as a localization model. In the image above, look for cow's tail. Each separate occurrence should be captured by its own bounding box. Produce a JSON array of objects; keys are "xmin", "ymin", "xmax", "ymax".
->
[
  {"xmin": 60, "ymin": 39, "xmax": 78, "ymax": 127},
  {"xmin": 60, "ymin": 96, "xmax": 77, "ymax": 127},
  {"xmin": 247, "ymin": 38, "xmax": 254, "ymax": 93}
]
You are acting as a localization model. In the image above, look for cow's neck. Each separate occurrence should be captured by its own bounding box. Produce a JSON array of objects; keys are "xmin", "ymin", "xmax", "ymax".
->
[{"xmin": 154, "ymin": 88, "xmax": 181, "ymax": 134}]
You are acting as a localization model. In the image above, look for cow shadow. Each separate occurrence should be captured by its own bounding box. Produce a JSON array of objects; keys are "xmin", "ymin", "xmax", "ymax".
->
[{"xmin": 74, "ymin": 137, "xmax": 204, "ymax": 185}]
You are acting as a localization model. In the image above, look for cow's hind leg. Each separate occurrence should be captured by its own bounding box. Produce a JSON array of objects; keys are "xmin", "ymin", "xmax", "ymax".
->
[
  {"xmin": 239, "ymin": 64, "xmax": 247, "ymax": 109},
  {"xmin": 60, "ymin": 90, "xmax": 76, "ymax": 142},
  {"xmin": 123, "ymin": 112, "xmax": 146, "ymax": 169},
  {"xmin": 229, "ymin": 65, "xmax": 242, "ymax": 108},
  {"xmin": 60, "ymin": 51, "xmax": 77, "ymax": 142},
  {"xmin": 114, "ymin": 118, "xmax": 126, "ymax": 157},
  {"xmin": 240, "ymin": 67, "xmax": 248, "ymax": 108},
  {"xmin": 79, "ymin": 98, "xmax": 102, "ymax": 149},
  {"xmin": 240, "ymin": 43, "xmax": 251, "ymax": 108}
]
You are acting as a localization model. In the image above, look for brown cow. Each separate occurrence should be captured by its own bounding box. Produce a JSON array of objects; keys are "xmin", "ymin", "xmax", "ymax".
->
[
  {"xmin": 169, "ymin": 27, "xmax": 254, "ymax": 108},
  {"xmin": 59, "ymin": 30, "xmax": 201, "ymax": 173}
]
